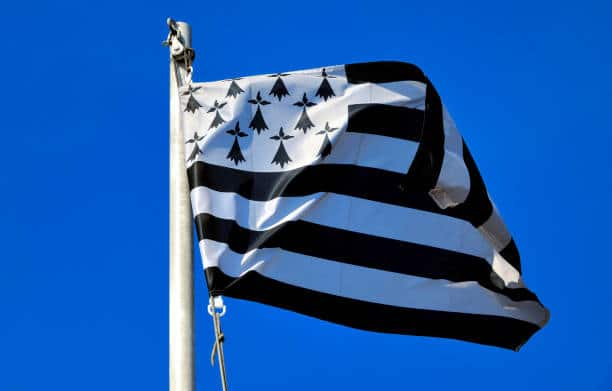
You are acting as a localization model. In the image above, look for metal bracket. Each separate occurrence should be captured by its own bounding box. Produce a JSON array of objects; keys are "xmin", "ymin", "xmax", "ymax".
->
[{"xmin": 163, "ymin": 17, "xmax": 195, "ymax": 64}]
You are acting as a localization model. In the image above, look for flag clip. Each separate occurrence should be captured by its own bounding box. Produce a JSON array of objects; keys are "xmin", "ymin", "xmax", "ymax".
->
[{"xmin": 207, "ymin": 295, "xmax": 227, "ymax": 317}]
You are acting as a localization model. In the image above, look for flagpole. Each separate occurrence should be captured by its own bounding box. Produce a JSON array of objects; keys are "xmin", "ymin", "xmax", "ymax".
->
[{"xmin": 168, "ymin": 19, "xmax": 195, "ymax": 391}]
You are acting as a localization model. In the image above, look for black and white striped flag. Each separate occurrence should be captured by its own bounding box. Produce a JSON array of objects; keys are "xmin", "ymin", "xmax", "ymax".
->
[{"xmin": 180, "ymin": 61, "xmax": 549, "ymax": 350}]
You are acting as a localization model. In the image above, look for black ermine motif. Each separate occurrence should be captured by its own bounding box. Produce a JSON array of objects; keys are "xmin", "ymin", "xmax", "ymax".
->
[
  {"xmin": 185, "ymin": 130, "xmax": 206, "ymax": 162},
  {"xmin": 225, "ymin": 121, "xmax": 248, "ymax": 165},
  {"xmin": 315, "ymin": 122, "xmax": 339, "ymax": 159},
  {"xmin": 225, "ymin": 78, "xmax": 245, "ymax": 98},
  {"xmin": 248, "ymin": 91, "xmax": 271, "ymax": 134},
  {"xmin": 182, "ymin": 85, "xmax": 202, "ymax": 113},
  {"xmin": 270, "ymin": 127, "xmax": 294, "ymax": 168},
  {"xmin": 207, "ymin": 100, "xmax": 227, "ymax": 129},
  {"xmin": 293, "ymin": 93, "xmax": 317, "ymax": 133},
  {"xmin": 268, "ymin": 73, "xmax": 291, "ymax": 101},
  {"xmin": 315, "ymin": 68, "xmax": 336, "ymax": 101}
]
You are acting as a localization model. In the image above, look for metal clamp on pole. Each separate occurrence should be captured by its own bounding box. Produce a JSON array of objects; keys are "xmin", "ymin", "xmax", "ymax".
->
[
  {"xmin": 209, "ymin": 296, "xmax": 229, "ymax": 391},
  {"xmin": 163, "ymin": 18, "xmax": 195, "ymax": 66}
]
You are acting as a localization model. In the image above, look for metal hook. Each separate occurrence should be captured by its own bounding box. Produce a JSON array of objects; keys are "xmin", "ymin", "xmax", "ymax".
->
[{"xmin": 208, "ymin": 296, "xmax": 227, "ymax": 317}]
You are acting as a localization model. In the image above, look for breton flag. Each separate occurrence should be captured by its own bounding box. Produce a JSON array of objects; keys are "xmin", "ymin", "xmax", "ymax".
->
[{"xmin": 180, "ymin": 61, "xmax": 549, "ymax": 350}]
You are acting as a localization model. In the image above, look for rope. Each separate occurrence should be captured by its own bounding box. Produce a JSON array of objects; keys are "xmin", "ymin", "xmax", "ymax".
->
[
  {"xmin": 209, "ymin": 296, "xmax": 229, "ymax": 391},
  {"xmin": 210, "ymin": 327, "xmax": 224, "ymax": 365}
]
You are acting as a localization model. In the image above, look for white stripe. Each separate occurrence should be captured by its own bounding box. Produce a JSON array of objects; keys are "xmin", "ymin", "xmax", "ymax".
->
[
  {"xmin": 429, "ymin": 106, "xmax": 470, "ymax": 209},
  {"xmin": 492, "ymin": 252, "xmax": 523, "ymax": 288},
  {"xmin": 479, "ymin": 202, "xmax": 512, "ymax": 251},
  {"xmin": 199, "ymin": 239, "xmax": 548, "ymax": 326},
  {"xmin": 477, "ymin": 203, "xmax": 522, "ymax": 285},
  {"xmin": 190, "ymin": 186, "xmax": 496, "ymax": 261},
  {"xmin": 370, "ymin": 80, "xmax": 427, "ymax": 107}
]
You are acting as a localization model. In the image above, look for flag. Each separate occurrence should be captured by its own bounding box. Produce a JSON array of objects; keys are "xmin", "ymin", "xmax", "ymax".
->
[{"xmin": 179, "ymin": 61, "xmax": 549, "ymax": 350}]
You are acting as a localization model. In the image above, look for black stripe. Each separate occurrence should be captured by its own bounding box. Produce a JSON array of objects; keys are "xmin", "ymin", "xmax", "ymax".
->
[
  {"xmin": 448, "ymin": 142, "xmax": 494, "ymax": 227},
  {"xmin": 205, "ymin": 266, "xmax": 541, "ymax": 351},
  {"xmin": 188, "ymin": 161, "xmax": 493, "ymax": 230},
  {"xmin": 194, "ymin": 213, "xmax": 541, "ymax": 303},
  {"xmin": 500, "ymin": 239, "xmax": 521, "ymax": 273},
  {"xmin": 189, "ymin": 161, "xmax": 422, "ymax": 205},
  {"xmin": 345, "ymin": 61, "xmax": 428, "ymax": 84},
  {"xmin": 403, "ymin": 81, "xmax": 445, "ymax": 191},
  {"xmin": 347, "ymin": 104, "xmax": 423, "ymax": 142}
]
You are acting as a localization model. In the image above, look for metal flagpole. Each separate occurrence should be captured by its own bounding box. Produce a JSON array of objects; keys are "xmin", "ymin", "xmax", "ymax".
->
[{"xmin": 167, "ymin": 18, "xmax": 195, "ymax": 391}]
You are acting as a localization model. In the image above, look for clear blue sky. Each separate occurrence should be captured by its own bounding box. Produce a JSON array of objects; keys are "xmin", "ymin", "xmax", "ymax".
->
[{"xmin": 2, "ymin": 0, "xmax": 611, "ymax": 390}]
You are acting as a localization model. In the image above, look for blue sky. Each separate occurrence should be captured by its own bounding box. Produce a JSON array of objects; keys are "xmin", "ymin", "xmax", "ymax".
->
[{"xmin": 2, "ymin": 0, "xmax": 611, "ymax": 389}]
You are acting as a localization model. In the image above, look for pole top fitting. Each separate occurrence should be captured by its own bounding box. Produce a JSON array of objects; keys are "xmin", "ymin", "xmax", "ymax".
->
[
  {"xmin": 166, "ymin": 17, "xmax": 179, "ymax": 34},
  {"xmin": 163, "ymin": 18, "xmax": 195, "ymax": 65}
]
